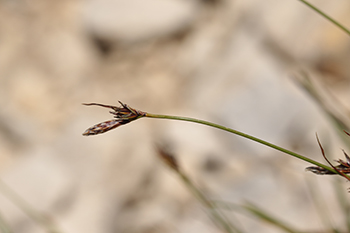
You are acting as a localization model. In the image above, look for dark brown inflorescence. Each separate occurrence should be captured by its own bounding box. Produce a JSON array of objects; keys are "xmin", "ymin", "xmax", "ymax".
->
[
  {"xmin": 306, "ymin": 150, "xmax": 350, "ymax": 175},
  {"xmin": 82, "ymin": 101, "xmax": 146, "ymax": 136},
  {"xmin": 306, "ymin": 131, "xmax": 350, "ymax": 182}
]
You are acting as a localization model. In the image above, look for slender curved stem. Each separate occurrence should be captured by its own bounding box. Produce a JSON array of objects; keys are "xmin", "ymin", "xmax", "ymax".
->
[
  {"xmin": 145, "ymin": 113, "xmax": 336, "ymax": 174},
  {"xmin": 298, "ymin": 0, "xmax": 350, "ymax": 37}
]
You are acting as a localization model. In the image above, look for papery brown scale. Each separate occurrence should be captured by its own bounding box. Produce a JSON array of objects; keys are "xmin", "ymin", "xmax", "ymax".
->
[
  {"xmin": 82, "ymin": 120, "xmax": 123, "ymax": 136},
  {"xmin": 306, "ymin": 166, "xmax": 334, "ymax": 175}
]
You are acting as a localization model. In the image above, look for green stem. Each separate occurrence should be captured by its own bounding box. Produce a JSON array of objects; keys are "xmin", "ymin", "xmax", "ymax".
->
[
  {"xmin": 145, "ymin": 113, "xmax": 336, "ymax": 174},
  {"xmin": 298, "ymin": 0, "xmax": 350, "ymax": 37}
]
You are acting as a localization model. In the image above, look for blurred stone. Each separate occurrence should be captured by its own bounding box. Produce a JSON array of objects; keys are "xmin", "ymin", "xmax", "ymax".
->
[{"xmin": 83, "ymin": 0, "xmax": 198, "ymax": 43}]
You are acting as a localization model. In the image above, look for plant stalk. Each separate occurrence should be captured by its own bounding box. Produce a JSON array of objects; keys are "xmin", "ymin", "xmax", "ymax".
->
[{"xmin": 145, "ymin": 113, "xmax": 336, "ymax": 174}]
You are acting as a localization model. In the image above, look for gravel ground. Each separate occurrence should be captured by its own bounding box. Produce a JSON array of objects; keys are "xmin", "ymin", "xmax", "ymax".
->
[{"xmin": 1, "ymin": 0, "xmax": 350, "ymax": 233}]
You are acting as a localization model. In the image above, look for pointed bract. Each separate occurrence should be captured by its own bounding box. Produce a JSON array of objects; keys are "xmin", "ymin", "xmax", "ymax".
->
[{"xmin": 306, "ymin": 133, "xmax": 350, "ymax": 182}]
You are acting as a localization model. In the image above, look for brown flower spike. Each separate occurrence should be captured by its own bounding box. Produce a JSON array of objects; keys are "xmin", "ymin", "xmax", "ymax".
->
[
  {"xmin": 306, "ymin": 131, "xmax": 350, "ymax": 182},
  {"xmin": 82, "ymin": 101, "xmax": 146, "ymax": 136}
]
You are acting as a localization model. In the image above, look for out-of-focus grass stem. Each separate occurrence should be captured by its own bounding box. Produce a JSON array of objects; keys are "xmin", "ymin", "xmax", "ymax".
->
[
  {"xmin": 305, "ymin": 177, "xmax": 337, "ymax": 232},
  {"xmin": 178, "ymin": 171, "xmax": 242, "ymax": 233},
  {"xmin": 0, "ymin": 210, "xmax": 13, "ymax": 233},
  {"xmin": 298, "ymin": 0, "xmax": 350, "ymax": 37},
  {"xmin": 213, "ymin": 201, "xmax": 302, "ymax": 233},
  {"xmin": 0, "ymin": 179, "xmax": 62, "ymax": 233},
  {"xmin": 333, "ymin": 181, "xmax": 350, "ymax": 233},
  {"xmin": 156, "ymin": 146, "xmax": 243, "ymax": 233}
]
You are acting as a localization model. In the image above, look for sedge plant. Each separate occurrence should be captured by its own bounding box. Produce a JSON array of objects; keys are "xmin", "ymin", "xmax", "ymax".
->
[{"xmin": 82, "ymin": 100, "xmax": 350, "ymax": 232}]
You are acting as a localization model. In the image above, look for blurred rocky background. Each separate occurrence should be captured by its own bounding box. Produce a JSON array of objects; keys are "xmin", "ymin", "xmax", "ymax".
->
[{"xmin": 0, "ymin": 0, "xmax": 350, "ymax": 232}]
